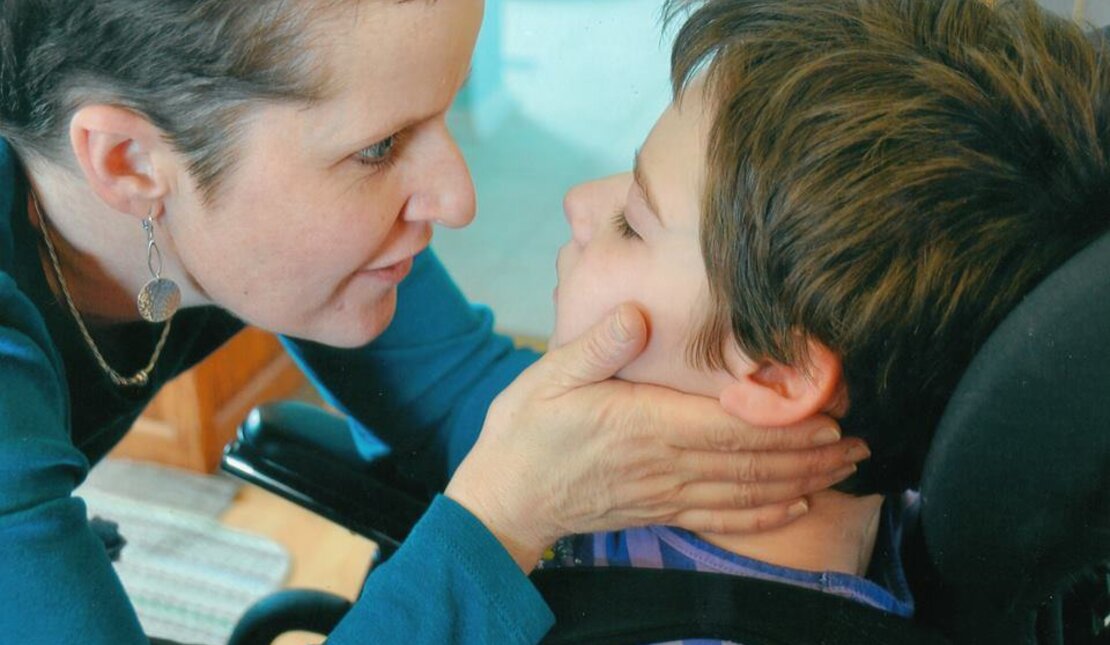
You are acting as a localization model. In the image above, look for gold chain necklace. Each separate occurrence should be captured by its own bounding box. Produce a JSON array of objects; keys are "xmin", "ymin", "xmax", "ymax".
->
[{"xmin": 29, "ymin": 191, "xmax": 172, "ymax": 388}]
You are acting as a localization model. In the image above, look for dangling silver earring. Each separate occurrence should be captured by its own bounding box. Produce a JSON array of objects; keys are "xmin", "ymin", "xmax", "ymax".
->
[{"xmin": 136, "ymin": 214, "xmax": 181, "ymax": 323}]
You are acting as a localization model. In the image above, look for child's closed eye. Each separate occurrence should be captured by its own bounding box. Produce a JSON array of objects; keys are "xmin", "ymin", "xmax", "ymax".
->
[{"xmin": 612, "ymin": 208, "xmax": 642, "ymax": 240}]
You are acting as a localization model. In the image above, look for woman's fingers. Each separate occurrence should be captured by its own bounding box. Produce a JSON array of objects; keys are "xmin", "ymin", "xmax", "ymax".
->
[
  {"xmin": 673, "ymin": 442, "xmax": 869, "ymax": 483},
  {"xmin": 667, "ymin": 466, "xmax": 858, "ymax": 513},
  {"xmin": 631, "ymin": 388, "xmax": 847, "ymax": 451},
  {"xmin": 670, "ymin": 500, "xmax": 813, "ymax": 535}
]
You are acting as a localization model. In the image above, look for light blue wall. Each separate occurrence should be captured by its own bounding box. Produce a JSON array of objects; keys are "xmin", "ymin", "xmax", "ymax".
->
[
  {"xmin": 1039, "ymin": 0, "xmax": 1110, "ymax": 25},
  {"xmin": 453, "ymin": 0, "xmax": 508, "ymax": 138},
  {"xmin": 439, "ymin": 0, "xmax": 675, "ymax": 337}
]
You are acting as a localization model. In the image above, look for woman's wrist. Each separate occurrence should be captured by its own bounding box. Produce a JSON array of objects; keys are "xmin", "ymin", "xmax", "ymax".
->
[{"xmin": 444, "ymin": 474, "xmax": 552, "ymax": 574}]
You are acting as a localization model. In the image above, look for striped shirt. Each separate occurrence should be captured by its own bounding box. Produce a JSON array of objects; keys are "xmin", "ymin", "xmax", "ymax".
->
[{"xmin": 538, "ymin": 497, "xmax": 915, "ymax": 645}]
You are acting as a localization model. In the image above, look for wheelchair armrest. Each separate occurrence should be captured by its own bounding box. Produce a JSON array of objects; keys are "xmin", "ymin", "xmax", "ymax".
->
[
  {"xmin": 221, "ymin": 401, "xmax": 432, "ymax": 560},
  {"xmin": 228, "ymin": 589, "xmax": 351, "ymax": 645}
]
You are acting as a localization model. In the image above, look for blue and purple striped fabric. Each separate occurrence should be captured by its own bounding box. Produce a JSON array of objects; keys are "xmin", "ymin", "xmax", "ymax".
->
[{"xmin": 539, "ymin": 497, "xmax": 915, "ymax": 645}]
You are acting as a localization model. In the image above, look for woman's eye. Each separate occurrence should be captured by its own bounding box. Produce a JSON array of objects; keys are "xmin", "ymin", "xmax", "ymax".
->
[
  {"xmin": 612, "ymin": 208, "xmax": 641, "ymax": 240},
  {"xmin": 355, "ymin": 135, "xmax": 397, "ymax": 166}
]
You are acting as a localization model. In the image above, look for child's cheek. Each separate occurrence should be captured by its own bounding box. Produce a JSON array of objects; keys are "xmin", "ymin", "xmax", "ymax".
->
[
  {"xmin": 552, "ymin": 250, "xmax": 643, "ymax": 350},
  {"xmin": 551, "ymin": 273, "xmax": 614, "ymax": 349}
]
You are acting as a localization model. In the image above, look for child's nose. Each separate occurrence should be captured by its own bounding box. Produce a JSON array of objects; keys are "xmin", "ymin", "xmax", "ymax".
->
[
  {"xmin": 563, "ymin": 183, "xmax": 595, "ymax": 246},
  {"xmin": 563, "ymin": 173, "xmax": 632, "ymax": 246}
]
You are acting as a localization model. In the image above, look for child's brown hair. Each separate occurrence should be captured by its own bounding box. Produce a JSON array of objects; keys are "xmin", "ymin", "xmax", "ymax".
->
[{"xmin": 670, "ymin": 0, "xmax": 1110, "ymax": 492}]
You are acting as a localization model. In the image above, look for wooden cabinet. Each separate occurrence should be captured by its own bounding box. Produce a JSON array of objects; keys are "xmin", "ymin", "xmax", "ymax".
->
[{"xmin": 111, "ymin": 328, "xmax": 306, "ymax": 473}]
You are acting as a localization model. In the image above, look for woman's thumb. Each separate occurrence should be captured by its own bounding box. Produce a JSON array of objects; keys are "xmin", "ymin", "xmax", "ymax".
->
[{"xmin": 548, "ymin": 303, "xmax": 648, "ymax": 386}]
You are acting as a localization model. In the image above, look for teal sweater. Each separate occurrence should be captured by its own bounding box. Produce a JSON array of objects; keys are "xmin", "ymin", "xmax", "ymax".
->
[{"xmin": 0, "ymin": 141, "xmax": 554, "ymax": 644}]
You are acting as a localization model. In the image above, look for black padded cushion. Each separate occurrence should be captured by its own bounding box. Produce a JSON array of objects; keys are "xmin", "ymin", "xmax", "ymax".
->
[
  {"xmin": 913, "ymin": 230, "xmax": 1110, "ymax": 643},
  {"xmin": 224, "ymin": 401, "xmax": 430, "ymax": 557},
  {"xmin": 533, "ymin": 567, "xmax": 948, "ymax": 645}
]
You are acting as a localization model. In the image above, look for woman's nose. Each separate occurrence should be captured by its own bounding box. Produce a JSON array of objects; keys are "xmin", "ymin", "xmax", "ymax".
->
[{"xmin": 405, "ymin": 127, "xmax": 476, "ymax": 229}]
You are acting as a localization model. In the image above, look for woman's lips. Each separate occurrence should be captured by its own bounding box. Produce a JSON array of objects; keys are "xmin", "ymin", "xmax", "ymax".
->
[{"xmin": 360, "ymin": 255, "xmax": 414, "ymax": 285}]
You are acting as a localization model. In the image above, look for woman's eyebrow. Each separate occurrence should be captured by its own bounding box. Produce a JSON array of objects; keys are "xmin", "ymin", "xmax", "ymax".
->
[
  {"xmin": 337, "ymin": 64, "xmax": 474, "ymax": 154},
  {"xmin": 632, "ymin": 149, "xmax": 664, "ymax": 226}
]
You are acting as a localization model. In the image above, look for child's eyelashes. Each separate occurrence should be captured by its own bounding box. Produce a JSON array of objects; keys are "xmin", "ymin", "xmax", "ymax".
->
[{"xmin": 612, "ymin": 208, "xmax": 642, "ymax": 240}]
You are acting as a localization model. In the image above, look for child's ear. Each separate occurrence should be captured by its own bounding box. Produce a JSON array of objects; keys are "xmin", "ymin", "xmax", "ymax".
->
[{"xmin": 720, "ymin": 339, "xmax": 844, "ymax": 426}]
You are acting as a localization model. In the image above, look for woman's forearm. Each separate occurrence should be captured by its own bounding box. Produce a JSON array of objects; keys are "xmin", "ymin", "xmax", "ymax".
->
[{"xmin": 331, "ymin": 496, "xmax": 554, "ymax": 644}]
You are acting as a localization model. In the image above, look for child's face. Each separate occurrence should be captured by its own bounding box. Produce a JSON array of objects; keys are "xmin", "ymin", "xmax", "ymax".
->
[{"xmin": 552, "ymin": 82, "xmax": 746, "ymax": 397}]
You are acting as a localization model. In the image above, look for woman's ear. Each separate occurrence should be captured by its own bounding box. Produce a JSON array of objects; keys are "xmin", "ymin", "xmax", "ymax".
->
[
  {"xmin": 68, "ymin": 104, "xmax": 172, "ymax": 219},
  {"xmin": 720, "ymin": 339, "xmax": 844, "ymax": 426}
]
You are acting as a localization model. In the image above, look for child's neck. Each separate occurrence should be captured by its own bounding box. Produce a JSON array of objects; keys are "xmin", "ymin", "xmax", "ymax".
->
[{"xmin": 696, "ymin": 491, "xmax": 884, "ymax": 576}]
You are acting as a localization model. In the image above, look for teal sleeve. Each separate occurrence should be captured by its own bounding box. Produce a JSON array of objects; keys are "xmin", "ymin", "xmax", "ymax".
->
[
  {"xmin": 0, "ymin": 276, "xmax": 147, "ymax": 644},
  {"xmin": 281, "ymin": 248, "xmax": 540, "ymax": 489},
  {"xmin": 331, "ymin": 496, "xmax": 555, "ymax": 644}
]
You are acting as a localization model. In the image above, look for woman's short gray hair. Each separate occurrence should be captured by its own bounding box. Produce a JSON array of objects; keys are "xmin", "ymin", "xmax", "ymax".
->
[{"xmin": 0, "ymin": 0, "xmax": 340, "ymax": 201}]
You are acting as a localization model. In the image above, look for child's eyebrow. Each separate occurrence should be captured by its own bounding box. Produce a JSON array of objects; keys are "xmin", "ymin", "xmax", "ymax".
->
[{"xmin": 633, "ymin": 149, "xmax": 665, "ymax": 226}]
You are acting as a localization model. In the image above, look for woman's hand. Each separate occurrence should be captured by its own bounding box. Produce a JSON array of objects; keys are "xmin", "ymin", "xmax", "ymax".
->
[{"xmin": 445, "ymin": 304, "xmax": 869, "ymax": 572}]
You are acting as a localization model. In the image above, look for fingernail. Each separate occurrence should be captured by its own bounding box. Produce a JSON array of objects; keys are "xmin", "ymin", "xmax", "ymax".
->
[
  {"xmin": 833, "ymin": 464, "xmax": 858, "ymax": 480},
  {"xmin": 787, "ymin": 500, "xmax": 809, "ymax": 518},
  {"xmin": 811, "ymin": 427, "xmax": 841, "ymax": 446},
  {"xmin": 846, "ymin": 443, "xmax": 871, "ymax": 462},
  {"xmin": 610, "ymin": 307, "xmax": 632, "ymax": 343}
]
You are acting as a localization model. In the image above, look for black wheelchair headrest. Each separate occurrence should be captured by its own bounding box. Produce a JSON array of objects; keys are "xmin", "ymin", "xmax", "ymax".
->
[{"xmin": 913, "ymin": 229, "xmax": 1110, "ymax": 642}]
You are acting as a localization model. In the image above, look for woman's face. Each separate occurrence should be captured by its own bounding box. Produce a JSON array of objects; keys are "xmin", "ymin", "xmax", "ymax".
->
[
  {"xmin": 552, "ymin": 82, "xmax": 748, "ymax": 397},
  {"xmin": 163, "ymin": 0, "xmax": 483, "ymax": 347}
]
